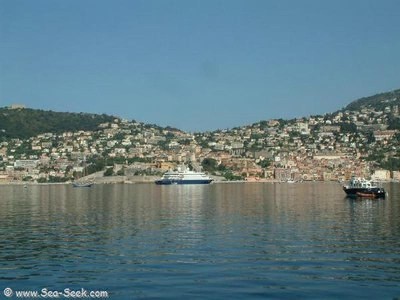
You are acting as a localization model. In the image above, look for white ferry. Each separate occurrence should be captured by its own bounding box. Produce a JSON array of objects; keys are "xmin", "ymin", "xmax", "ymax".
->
[{"xmin": 155, "ymin": 166, "xmax": 213, "ymax": 185}]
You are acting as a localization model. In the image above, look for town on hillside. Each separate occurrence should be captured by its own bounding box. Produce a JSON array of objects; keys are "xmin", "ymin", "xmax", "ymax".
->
[{"xmin": 0, "ymin": 99, "xmax": 399, "ymax": 184}]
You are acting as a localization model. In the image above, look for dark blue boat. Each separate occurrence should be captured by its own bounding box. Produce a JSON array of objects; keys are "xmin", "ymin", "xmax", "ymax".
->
[{"xmin": 343, "ymin": 176, "xmax": 385, "ymax": 198}]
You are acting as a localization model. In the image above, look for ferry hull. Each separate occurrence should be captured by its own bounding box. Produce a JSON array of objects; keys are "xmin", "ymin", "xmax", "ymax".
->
[{"xmin": 155, "ymin": 179, "xmax": 213, "ymax": 185}]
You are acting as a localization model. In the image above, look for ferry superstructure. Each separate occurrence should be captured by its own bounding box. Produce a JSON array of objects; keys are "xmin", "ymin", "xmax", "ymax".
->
[{"xmin": 155, "ymin": 166, "xmax": 213, "ymax": 185}]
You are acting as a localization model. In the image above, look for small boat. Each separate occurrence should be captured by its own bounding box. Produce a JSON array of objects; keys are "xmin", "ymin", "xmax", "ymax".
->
[
  {"xmin": 72, "ymin": 181, "xmax": 93, "ymax": 188},
  {"xmin": 343, "ymin": 176, "xmax": 385, "ymax": 198},
  {"xmin": 72, "ymin": 156, "xmax": 94, "ymax": 188},
  {"xmin": 155, "ymin": 165, "xmax": 213, "ymax": 185}
]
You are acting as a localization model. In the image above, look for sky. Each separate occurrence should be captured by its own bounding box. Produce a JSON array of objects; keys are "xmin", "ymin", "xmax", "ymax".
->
[{"xmin": 1, "ymin": 0, "xmax": 399, "ymax": 132}]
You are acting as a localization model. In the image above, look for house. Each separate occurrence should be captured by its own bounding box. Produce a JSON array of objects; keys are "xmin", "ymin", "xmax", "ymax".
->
[{"xmin": 373, "ymin": 130, "xmax": 397, "ymax": 141}]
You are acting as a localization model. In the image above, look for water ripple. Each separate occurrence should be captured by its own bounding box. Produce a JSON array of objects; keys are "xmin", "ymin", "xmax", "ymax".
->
[{"xmin": 1, "ymin": 183, "xmax": 400, "ymax": 299}]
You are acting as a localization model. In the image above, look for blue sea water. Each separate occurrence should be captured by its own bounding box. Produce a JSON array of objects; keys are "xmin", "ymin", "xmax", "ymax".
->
[{"xmin": 0, "ymin": 182, "xmax": 399, "ymax": 299}]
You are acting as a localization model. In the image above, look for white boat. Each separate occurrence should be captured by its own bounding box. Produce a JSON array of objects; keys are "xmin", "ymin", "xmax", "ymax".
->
[
  {"xmin": 155, "ymin": 166, "xmax": 213, "ymax": 185},
  {"xmin": 72, "ymin": 181, "xmax": 93, "ymax": 188},
  {"xmin": 72, "ymin": 156, "xmax": 94, "ymax": 188}
]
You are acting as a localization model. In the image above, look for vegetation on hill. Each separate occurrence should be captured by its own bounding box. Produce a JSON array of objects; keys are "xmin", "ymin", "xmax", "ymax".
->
[
  {"xmin": 201, "ymin": 157, "xmax": 244, "ymax": 180},
  {"xmin": 1, "ymin": 87, "xmax": 399, "ymax": 142},
  {"xmin": 343, "ymin": 89, "xmax": 400, "ymax": 112},
  {"xmin": 0, "ymin": 107, "xmax": 116, "ymax": 139}
]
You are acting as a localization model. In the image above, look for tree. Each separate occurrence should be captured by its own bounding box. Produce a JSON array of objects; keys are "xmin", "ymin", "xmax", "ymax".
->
[
  {"xmin": 223, "ymin": 171, "xmax": 243, "ymax": 181},
  {"xmin": 0, "ymin": 107, "xmax": 115, "ymax": 139},
  {"xmin": 381, "ymin": 157, "xmax": 400, "ymax": 171},
  {"xmin": 387, "ymin": 114, "xmax": 400, "ymax": 130},
  {"xmin": 116, "ymin": 168, "xmax": 125, "ymax": 176},
  {"xmin": 201, "ymin": 158, "xmax": 218, "ymax": 172},
  {"xmin": 340, "ymin": 122, "xmax": 357, "ymax": 133},
  {"xmin": 104, "ymin": 167, "xmax": 113, "ymax": 176},
  {"xmin": 258, "ymin": 159, "xmax": 271, "ymax": 168}
]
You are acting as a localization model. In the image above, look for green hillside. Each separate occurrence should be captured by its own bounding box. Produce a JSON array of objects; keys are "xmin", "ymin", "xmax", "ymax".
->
[
  {"xmin": 0, "ymin": 107, "xmax": 116, "ymax": 139},
  {"xmin": 1, "ymin": 87, "xmax": 399, "ymax": 140},
  {"xmin": 344, "ymin": 89, "xmax": 400, "ymax": 112}
]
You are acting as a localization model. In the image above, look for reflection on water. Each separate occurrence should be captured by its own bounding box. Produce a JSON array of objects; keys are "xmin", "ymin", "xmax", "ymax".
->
[{"xmin": 0, "ymin": 182, "xmax": 399, "ymax": 299}]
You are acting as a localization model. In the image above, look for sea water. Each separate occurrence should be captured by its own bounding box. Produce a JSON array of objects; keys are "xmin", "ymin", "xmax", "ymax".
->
[{"xmin": 0, "ymin": 182, "xmax": 399, "ymax": 299}]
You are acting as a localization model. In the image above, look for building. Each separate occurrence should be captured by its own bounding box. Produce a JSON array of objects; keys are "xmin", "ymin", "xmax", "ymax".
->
[
  {"xmin": 14, "ymin": 160, "xmax": 38, "ymax": 169},
  {"xmin": 8, "ymin": 104, "xmax": 26, "ymax": 109},
  {"xmin": 371, "ymin": 169, "xmax": 390, "ymax": 181}
]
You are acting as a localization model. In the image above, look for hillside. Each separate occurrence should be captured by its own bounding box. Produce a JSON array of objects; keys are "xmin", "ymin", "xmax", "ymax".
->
[
  {"xmin": 343, "ymin": 89, "xmax": 400, "ymax": 112},
  {"xmin": 0, "ymin": 107, "xmax": 116, "ymax": 139},
  {"xmin": 1, "ymin": 88, "xmax": 400, "ymax": 182},
  {"xmin": 1, "ymin": 88, "xmax": 399, "ymax": 140}
]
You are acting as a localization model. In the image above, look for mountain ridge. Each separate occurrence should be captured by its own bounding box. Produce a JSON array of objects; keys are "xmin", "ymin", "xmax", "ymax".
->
[
  {"xmin": 1, "ymin": 88, "xmax": 399, "ymax": 139},
  {"xmin": 343, "ymin": 88, "xmax": 400, "ymax": 112},
  {"xmin": 0, "ymin": 108, "xmax": 116, "ymax": 139}
]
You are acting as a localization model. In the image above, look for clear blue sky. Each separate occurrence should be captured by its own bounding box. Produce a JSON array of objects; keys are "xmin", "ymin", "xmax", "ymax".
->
[{"xmin": 1, "ymin": 0, "xmax": 399, "ymax": 131}]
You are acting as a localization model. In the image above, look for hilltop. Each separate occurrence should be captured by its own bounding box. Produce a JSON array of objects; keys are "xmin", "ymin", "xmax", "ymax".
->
[
  {"xmin": 343, "ymin": 88, "xmax": 400, "ymax": 112},
  {"xmin": 0, "ymin": 107, "xmax": 116, "ymax": 139},
  {"xmin": 1, "ymin": 88, "xmax": 400, "ymax": 139}
]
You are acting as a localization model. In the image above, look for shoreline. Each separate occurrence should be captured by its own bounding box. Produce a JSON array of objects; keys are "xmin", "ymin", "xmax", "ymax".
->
[{"xmin": 1, "ymin": 178, "xmax": 398, "ymax": 186}]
